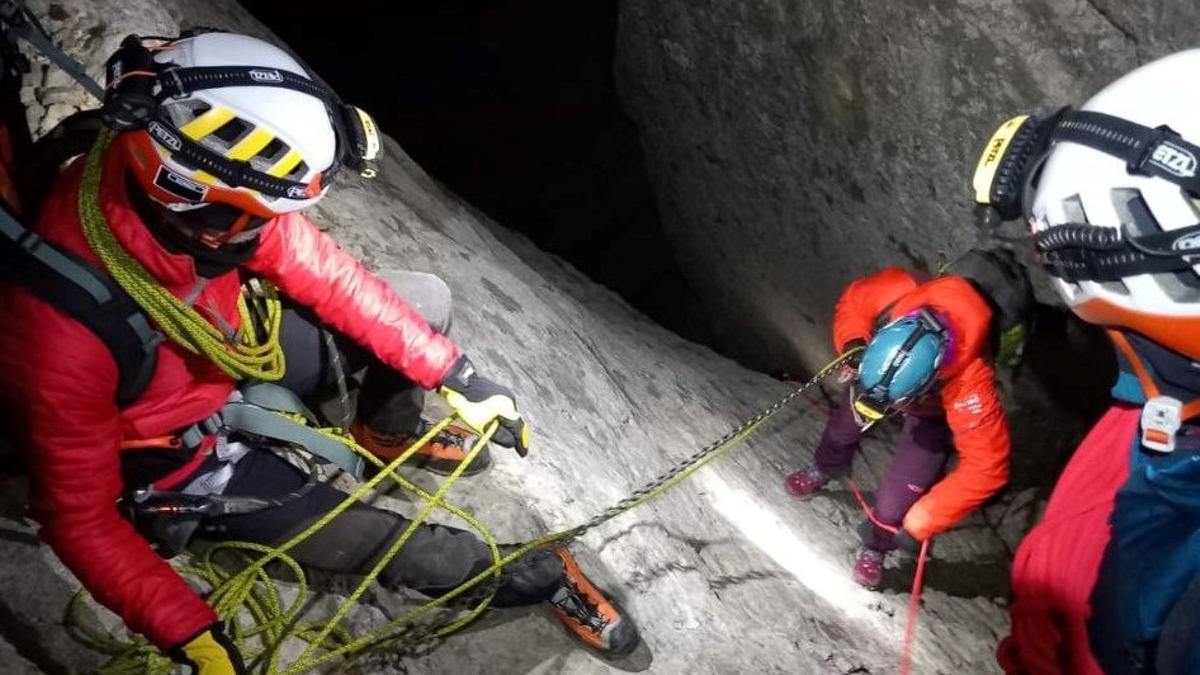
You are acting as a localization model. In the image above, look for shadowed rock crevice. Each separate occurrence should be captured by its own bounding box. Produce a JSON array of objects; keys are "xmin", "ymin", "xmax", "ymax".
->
[
  {"xmin": 0, "ymin": 564, "xmax": 71, "ymax": 674},
  {"xmin": 239, "ymin": 0, "xmax": 694, "ymax": 340}
]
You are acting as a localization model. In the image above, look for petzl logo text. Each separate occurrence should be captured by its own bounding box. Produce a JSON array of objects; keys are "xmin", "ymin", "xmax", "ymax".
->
[
  {"xmin": 153, "ymin": 166, "xmax": 207, "ymax": 202},
  {"xmin": 147, "ymin": 121, "xmax": 182, "ymax": 152},
  {"xmin": 1150, "ymin": 142, "xmax": 1197, "ymax": 178},
  {"xmin": 981, "ymin": 137, "xmax": 1005, "ymax": 168},
  {"xmin": 249, "ymin": 69, "xmax": 284, "ymax": 83},
  {"xmin": 1172, "ymin": 231, "xmax": 1200, "ymax": 252},
  {"xmin": 286, "ymin": 185, "xmax": 309, "ymax": 199}
]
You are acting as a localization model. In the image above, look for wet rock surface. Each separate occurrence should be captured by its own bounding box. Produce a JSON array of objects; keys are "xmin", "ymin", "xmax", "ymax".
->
[{"xmin": 1, "ymin": 1, "xmax": 1022, "ymax": 672}]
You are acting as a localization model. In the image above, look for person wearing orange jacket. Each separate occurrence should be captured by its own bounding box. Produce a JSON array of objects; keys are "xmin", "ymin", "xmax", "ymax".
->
[{"xmin": 785, "ymin": 263, "xmax": 1011, "ymax": 588}]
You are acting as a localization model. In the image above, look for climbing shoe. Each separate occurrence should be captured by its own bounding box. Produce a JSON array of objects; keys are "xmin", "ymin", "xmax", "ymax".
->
[
  {"xmin": 548, "ymin": 548, "xmax": 640, "ymax": 657},
  {"xmin": 784, "ymin": 465, "xmax": 832, "ymax": 499},
  {"xmin": 350, "ymin": 419, "xmax": 492, "ymax": 476},
  {"xmin": 852, "ymin": 548, "xmax": 886, "ymax": 589}
]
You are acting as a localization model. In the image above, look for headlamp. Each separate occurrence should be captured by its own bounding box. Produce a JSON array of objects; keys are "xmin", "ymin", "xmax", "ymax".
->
[{"xmin": 101, "ymin": 33, "xmax": 382, "ymax": 200}]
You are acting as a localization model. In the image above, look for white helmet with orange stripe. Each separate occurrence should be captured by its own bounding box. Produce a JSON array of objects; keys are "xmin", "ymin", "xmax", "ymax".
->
[
  {"xmin": 108, "ymin": 31, "xmax": 379, "ymax": 220},
  {"xmin": 1006, "ymin": 50, "xmax": 1200, "ymax": 359}
]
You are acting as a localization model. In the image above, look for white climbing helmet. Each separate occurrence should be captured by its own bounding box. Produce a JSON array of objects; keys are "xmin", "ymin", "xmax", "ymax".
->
[
  {"xmin": 113, "ymin": 31, "xmax": 378, "ymax": 218},
  {"xmin": 1028, "ymin": 49, "xmax": 1200, "ymax": 359}
]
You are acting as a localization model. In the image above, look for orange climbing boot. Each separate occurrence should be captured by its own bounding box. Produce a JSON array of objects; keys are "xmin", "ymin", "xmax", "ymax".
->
[
  {"xmin": 548, "ymin": 548, "xmax": 640, "ymax": 656},
  {"xmin": 350, "ymin": 419, "xmax": 492, "ymax": 476}
]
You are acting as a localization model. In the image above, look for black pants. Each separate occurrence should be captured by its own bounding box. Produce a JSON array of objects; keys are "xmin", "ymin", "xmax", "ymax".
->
[
  {"xmin": 132, "ymin": 272, "xmax": 563, "ymax": 606},
  {"xmin": 274, "ymin": 268, "xmax": 456, "ymax": 437},
  {"xmin": 196, "ymin": 448, "xmax": 562, "ymax": 606}
]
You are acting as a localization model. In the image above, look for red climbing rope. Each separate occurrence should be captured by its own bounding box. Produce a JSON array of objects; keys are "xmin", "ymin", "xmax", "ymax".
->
[
  {"xmin": 846, "ymin": 478, "xmax": 928, "ymax": 675},
  {"xmin": 899, "ymin": 539, "xmax": 930, "ymax": 675},
  {"xmin": 847, "ymin": 478, "xmax": 900, "ymax": 535}
]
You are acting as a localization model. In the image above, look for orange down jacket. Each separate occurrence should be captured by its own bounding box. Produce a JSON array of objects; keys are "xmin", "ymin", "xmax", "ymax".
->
[{"xmin": 832, "ymin": 267, "xmax": 1011, "ymax": 540}]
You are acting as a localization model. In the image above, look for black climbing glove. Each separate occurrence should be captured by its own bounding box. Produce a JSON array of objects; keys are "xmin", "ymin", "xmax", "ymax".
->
[
  {"xmin": 438, "ymin": 355, "xmax": 531, "ymax": 457},
  {"xmin": 171, "ymin": 623, "xmax": 246, "ymax": 675}
]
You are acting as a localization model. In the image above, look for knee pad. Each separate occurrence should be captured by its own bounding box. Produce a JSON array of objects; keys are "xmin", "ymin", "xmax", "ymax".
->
[
  {"xmin": 390, "ymin": 523, "xmax": 490, "ymax": 593},
  {"xmin": 378, "ymin": 270, "xmax": 454, "ymax": 335}
]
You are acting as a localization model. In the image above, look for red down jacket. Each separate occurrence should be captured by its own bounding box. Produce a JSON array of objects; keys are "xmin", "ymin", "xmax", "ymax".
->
[
  {"xmin": 0, "ymin": 142, "xmax": 460, "ymax": 650},
  {"xmin": 832, "ymin": 267, "xmax": 1011, "ymax": 540},
  {"xmin": 997, "ymin": 404, "xmax": 1137, "ymax": 675}
]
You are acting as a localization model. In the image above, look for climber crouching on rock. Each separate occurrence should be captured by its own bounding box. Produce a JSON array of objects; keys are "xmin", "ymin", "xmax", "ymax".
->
[
  {"xmin": 0, "ymin": 31, "xmax": 637, "ymax": 673},
  {"xmin": 784, "ymin": 251, "xmax": 1028, "ymax": 588}
]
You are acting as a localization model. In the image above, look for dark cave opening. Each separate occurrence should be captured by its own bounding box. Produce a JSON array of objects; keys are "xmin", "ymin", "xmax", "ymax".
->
[{"xmin": 242, "ymin": 0, "xmax": 694, "ymax": 339}]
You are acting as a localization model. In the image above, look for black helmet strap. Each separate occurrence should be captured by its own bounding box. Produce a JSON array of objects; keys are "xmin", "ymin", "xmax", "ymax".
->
[
  {"xmin": 1056, "ymin": 110, "xmax": 1200, "ymax": 196},
  {"xmin": 974, "ymin": 107, "xmax": 1200, "ymax": 284}
]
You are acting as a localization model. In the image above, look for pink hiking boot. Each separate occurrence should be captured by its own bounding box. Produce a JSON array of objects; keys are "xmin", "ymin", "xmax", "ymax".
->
[
  {"xmin": 852, "ymin": 548, "xmax": 886, "ymax": 589},
  {"xmin": 784, "ymin": 465, "xmax": 832, "ymax": 499}
]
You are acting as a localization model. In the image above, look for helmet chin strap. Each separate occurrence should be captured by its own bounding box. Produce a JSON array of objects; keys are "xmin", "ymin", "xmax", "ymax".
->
[
  {"xmin": 126, "ymin": 173, "xmax": 262, "ymax": 276},
  {"xmin": 163, "ymin": 200, "xmax": 210, "ymax": 213}
]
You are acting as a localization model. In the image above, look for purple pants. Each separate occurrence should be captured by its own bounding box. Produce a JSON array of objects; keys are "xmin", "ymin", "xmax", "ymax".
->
[{"xmin": 816, "ymin": 391, "xmax": 951, "ymax": 552}]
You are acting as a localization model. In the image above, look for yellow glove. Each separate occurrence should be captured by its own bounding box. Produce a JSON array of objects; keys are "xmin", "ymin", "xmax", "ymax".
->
[
  {"xmin": 438, "ymin": 356, "xmax": 531, "ymax": 456},
  {"xmin": 172, "ymin": 624, "xmax": 245, "ymax": 675}
]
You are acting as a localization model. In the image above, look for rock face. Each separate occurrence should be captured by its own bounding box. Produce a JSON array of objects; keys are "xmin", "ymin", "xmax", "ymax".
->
[
  {"xmin": 614, "ymin": 0, "xmax": 1200, "ymax": 377},
  {"xmin": 2, "ymin": 1, "xmax": 1018, "ymax": 673}
]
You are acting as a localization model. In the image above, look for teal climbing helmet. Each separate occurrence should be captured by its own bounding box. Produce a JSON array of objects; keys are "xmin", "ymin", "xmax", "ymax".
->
[{"xmin": 853, "ymin": 308, "xmax": 949, "ymax": 423}]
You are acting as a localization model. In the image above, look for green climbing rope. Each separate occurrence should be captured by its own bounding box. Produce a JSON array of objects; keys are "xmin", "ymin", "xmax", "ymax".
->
[
  {"xmin": 67, "ymin": 351, "xmax": 852, "ymax": 673},
  {"xmin": 78, "ymin": 129, "xmax": 286, "ymax": 382}
]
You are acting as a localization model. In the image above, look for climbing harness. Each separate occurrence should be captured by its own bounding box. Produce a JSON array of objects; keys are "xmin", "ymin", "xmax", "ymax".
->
[
  {"xmin": 127, "ymin": 442, "xmax": 321, "ymax": 558},
  {"xmin": 66, "ymin": 353, "xmax": 858, "ymax": 674}
]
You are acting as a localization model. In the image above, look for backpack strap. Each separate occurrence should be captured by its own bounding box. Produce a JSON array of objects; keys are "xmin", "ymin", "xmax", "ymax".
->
[
  {"xmin": 943, "ymin": 248, "xmax": 1033, "ymax": 334},
  {"xmin": 0, "ymin": 206, "xmax": 160, "ymax": 407}
]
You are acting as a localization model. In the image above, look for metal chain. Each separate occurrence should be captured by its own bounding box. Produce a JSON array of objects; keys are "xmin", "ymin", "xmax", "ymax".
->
[
  {"xmin": 329, "ymin": 351, "xmax": 861, "ymax": 666},
  {"xmin": 560, "ymin": 352, "xmax": 851, "ymax": 541}
]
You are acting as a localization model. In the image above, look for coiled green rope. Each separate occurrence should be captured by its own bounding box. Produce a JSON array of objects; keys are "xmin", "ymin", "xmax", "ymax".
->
[{"xmin": 78, "ymin": 129, "xmax": 285, "ymax": 382}]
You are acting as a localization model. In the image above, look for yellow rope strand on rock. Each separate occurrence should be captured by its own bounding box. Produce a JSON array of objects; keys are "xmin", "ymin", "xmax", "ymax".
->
[{"xmin": 78, "ymin": 129, "xmax": 285, "ymax": 381}]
